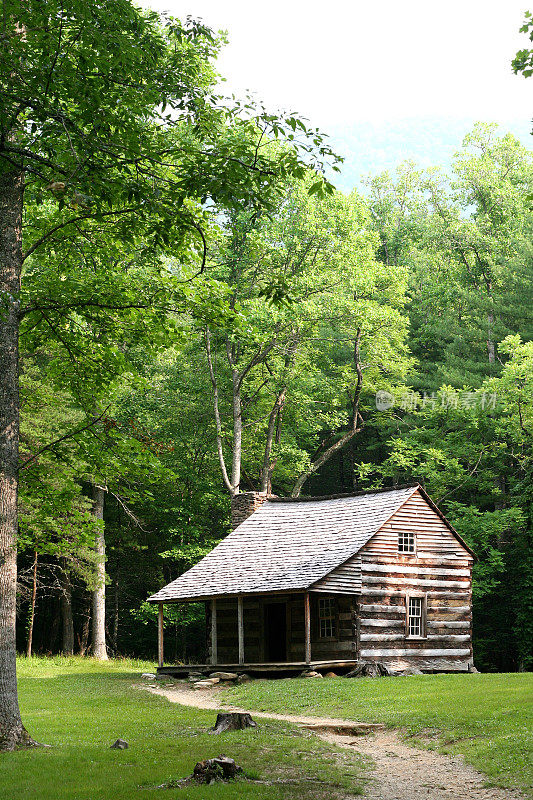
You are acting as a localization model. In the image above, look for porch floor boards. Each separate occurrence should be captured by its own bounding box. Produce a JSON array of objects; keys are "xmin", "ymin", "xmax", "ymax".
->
[{"xmin": 157, "ymin": 659, "xmax": 358, "ymax": 677}]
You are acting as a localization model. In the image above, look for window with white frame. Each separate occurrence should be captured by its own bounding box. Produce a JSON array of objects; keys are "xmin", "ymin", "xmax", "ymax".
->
[
  {"xmin": 398, "ymin": 530, "xmax": 415, "ymax": 553},
  {"xmin": 406, "ymin": 595, "xmax": 426, "ymax": 638},
  {"xmin": 318, "ymin": 597, "xmax": 336, "ymax": 638}
]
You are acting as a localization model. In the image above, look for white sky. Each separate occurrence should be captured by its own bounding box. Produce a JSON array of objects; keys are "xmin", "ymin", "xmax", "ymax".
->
[{"xmin": 145, "ymin": 0, "xmax": 532, "ymax": 128}]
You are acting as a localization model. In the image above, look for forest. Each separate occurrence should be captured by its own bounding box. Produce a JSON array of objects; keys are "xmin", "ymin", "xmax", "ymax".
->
[{"xmin": 1, "ymin": 4, "xmax": 532, "ymax": 753}]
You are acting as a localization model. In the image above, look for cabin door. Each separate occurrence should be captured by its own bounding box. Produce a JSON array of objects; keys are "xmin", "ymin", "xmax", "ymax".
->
[{"xmin": 264, "ymin": 602, "xmax": 287, "ymax": 662}]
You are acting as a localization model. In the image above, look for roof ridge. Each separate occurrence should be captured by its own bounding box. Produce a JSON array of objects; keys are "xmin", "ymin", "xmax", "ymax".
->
[{"xmin": 266, "ymin": 483, "xmax": 419, "ymax": 504}]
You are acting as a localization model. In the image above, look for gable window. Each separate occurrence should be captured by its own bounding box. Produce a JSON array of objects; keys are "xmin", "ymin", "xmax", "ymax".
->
[
  {"xmin": 406, "ymin": 594, "xmax": 427, "ymax": 638},
  {"xmin": 318, "ymin": 597, "xmax": 336, "ymax": 638},
  {"xmin": 398, "ymin": 530, "xmax": 415, "ymax": 554}
]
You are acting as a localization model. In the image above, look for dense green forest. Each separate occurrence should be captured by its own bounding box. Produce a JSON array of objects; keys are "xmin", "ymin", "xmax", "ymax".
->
[
  {"xmin": 15, "ymin": 122, "xmax": 533, "ymax": 673},
  {"xmin": 2, "ymin": 1, "xmax": 532, "ymax": 711}
]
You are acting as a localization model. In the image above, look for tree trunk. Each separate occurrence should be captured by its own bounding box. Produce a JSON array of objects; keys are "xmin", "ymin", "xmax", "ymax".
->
[
  {"xmin": 231, "ymin": 369, "xmax": 242, "ymax": 494},
  {"xmin": 205, "ymin": 329, "xmax": 233, "ymax": 493},
  {"xmin": 112, "ymin": 568, "xmax": 119, "ymax": 655},
  {"xmin": 487, "ymin": 311, "xmax": 496, "ymax": 365},
  {"xmin": 91, "ymin": 485, "xmax": 108, "ymax": 660},
  {"xmin": 260, "ymin": 389, "xmax": 287, "ymax": 493},
  {"xmin": 0, "ymin": 166, "xmax": 36, "ymax": 749},
  {"xmin": 26, "ymin": 552, "xmax": 38, "ymax": 658},
  {"xmin": 260, "ymin": 336, "xmax": 299, "ymax": 493},
  {"xmin": 78, "ymin": 598, "xmax": 91, "ymax": 656},
  {"xmin": 60, "ymin": 559, "xmax": 74, "ymax": 656},
  {"xmin": 291, "ymin": 329, "xmax": 363, "ymax": 497}
]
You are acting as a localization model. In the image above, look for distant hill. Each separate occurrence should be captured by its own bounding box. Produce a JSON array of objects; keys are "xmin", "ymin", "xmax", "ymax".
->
[{"xmin": 327, "ymin": 117, "xmax": 532, "ymax": 193}]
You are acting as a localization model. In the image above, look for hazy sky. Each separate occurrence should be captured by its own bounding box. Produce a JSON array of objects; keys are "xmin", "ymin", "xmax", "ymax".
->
[{"xmin": 145, "ymin": 0, "xmax": 532, "ymax": 187}]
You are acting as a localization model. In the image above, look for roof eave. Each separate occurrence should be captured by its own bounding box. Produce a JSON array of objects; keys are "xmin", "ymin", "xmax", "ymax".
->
[{"xmin": 147, "ymin": 586, "xmax": 321, "ymax": 604}]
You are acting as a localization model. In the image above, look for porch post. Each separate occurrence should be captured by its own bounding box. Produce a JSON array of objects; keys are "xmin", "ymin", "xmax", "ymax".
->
[
  {"xmin": 304, "ymin": 592, "xmax": 311, "ymax": 665},
  {"xmin": 211, "ymin": 598, "xmax": 217, "ymax": 666},
  {"xmin": 237, "ymin": 596, "xmax": 244, "ymax": 664},
  {"xmin": 157, "ymin": 603, "xmax": 164, "ymax": 668}
]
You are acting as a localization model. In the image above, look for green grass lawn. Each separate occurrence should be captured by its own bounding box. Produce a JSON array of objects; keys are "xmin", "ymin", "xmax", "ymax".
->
[
  {"xmin": 0, "ymin": 658, "xmax": 364, "ymax": 800},
  {"xmin": 223, "ymin": 672, "xmax": 533, "ymax": 797}
]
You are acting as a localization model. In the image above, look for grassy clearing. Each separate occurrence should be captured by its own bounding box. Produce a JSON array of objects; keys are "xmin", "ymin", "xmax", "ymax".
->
[
  {"xmin": 222, "ymin": 672, "xmax": 533, "ymax": 797},
  {"xmin": 1, "ymin": 658, "xmax": 364, "ymax": 800}
]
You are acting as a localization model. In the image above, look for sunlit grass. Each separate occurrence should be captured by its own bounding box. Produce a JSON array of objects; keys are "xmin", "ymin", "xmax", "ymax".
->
[
  {"xmin": 0, "ymin": 657, "xmax": 364, "ymax": 800},
  {"xmin": 223, "ymin": 672, "xmax": 533, "ymax": 797}
]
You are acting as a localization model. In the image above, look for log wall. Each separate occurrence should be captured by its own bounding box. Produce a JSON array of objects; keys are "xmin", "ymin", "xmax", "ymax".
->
[
  {"xmin": 288, "ymin": 594, "xmax": 357, "ymax": 661},
  {"xmin": 204, "ymin": 490, "xmax": 474, "ymax": 671},
  {"xmin": 206, "ymin": 593, "xmax": 357, "ymax": 664},
  {"xmin": 357, "ymin": 489, "xmax": 473, "ymax": 671}
]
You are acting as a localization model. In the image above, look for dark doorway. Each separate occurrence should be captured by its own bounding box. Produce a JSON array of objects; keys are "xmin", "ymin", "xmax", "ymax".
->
[{"xmin": 264, "ymin": 602, "xmax": 287, "ymax": 662}]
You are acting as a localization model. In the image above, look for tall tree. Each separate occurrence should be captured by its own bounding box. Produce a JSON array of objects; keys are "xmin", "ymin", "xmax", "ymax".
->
[
  {"xmin": 366, "ymin": 125, "xmax": 533, "ymax": 390},
  {"xmin": 0, "ymin": 0, "xmax": 338, "ymax": 749},
  {"xmin": 203, "ymin": 179, "xmax": 410, "ymax": 497},
  {"xmin": 91, "ymin": 485, "xmax": 107, "ymax": 660},
  {"xmin": 17, "ymin": 358, "xmax": 99, "ymax": 656}
]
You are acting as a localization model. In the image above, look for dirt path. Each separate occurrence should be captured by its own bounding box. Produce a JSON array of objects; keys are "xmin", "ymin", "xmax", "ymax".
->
[{"xmin": 142, "ymin": 683, "xmax": 524, "ymax": 800}]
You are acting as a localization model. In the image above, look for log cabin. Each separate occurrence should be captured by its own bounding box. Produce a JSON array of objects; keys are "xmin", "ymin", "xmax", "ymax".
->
[{"xmin": 148, "ymin": 484, "xmax": 475, "ymax": 676}]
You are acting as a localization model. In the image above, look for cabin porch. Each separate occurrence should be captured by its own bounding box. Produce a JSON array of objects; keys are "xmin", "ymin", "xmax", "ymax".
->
[
  {"xmin": 155, "ymin": 591, "xmax": 358, "ymax": 672},
  {"xmin": 156, "ymin": 660, "xmax": 359, "ymax": 678}
]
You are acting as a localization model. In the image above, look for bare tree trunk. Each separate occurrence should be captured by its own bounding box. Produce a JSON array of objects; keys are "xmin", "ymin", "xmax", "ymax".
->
[
  {"xmin": 291, "ymin": 329, "xmax": 364, "ymax": 498},
  {"xmin": 91, "ymin": 485, "xmax": 108, "ymax": 660},
  {"xmin": 205, "ymin": 329, "xmax": 233, "ymax": 493},
  {"xmin": 60, "ymin": 559, "xmax": 74, "ymax": 656},
  {"xmin": 487, "ymin": 311, "xmax": 495, "ymax": 364},
  {"xmin": 205, "ymin": 326, "xmax": 281, "ymax": 498},
  {"xmin": 112, "ymin": 569, "xmax": 119, "ymax": 655},
  {"xmin": 260, "ymin": 337, "xmax": 298, "ymax": 493},
  {"xmin": 0, "ymin": 166, "xmax": 36, "ymax": 749},
  {"xmin": 26, "ymin": 552, "xmax": 38, "ymax": 658},
  {"xmin": 230, "ymin": 368, "xmax": 242, "ymax": 494},
  {"xmin": 78, "ymin": 599, "xmax": 91, "ymax": 656},
  {"xmin": 260, "ymin": 388, "xmax": 287, "ymax": 493}
]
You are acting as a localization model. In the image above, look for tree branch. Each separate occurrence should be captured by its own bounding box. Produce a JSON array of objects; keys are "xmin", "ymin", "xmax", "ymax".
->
[
  {"xmin": 205, "ymin": 328, "xmax": 233, "ymax": 494},
  {"xmin": 20, "ymin": 407, "xmax": 111, "ymax": 470},
  {"xmin": 259, "ymin": 388, "xmax": 287, "ymax": 493},
  {"xmin": 104, "ymin": 488, "xmax": 147, "ymax": 531},
  {"xmin": 436, "ymin": 450, "xmax": 485, "ymax": 504},
  {"xmin": 291, "ymin": 328, "xmax": 364, "ymax": 497},
  {"xmin": 22, "ymin": 207, "xmax": 140, "ymax": 263}
]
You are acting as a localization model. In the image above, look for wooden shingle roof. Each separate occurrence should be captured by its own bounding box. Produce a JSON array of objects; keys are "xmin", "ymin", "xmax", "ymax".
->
[{"xmin": 148, "ymin": 485, "xmax": 418, "ymax": 603}]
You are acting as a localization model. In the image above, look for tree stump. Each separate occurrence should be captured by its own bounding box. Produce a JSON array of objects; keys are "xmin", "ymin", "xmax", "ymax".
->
[
  {"xmin": 193, "ymin": 756, "xmax": 242, "ymax": 783},
  {"xmin": 345, "ymin": 661, "xmax": 390, "ymax": 678},
  {"xmin": 209, "ymin": 712, "xmax": 257, "ymax": 734},
  {"xmin": 110, "ymin": 738, "xmax": 128, "ymax": 749}
]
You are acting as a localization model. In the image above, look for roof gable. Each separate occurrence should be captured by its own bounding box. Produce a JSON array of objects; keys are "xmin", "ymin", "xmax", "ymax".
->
[{"xmin": 148, "ymin": 485, "xmax": 417, "ymax": 602}]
